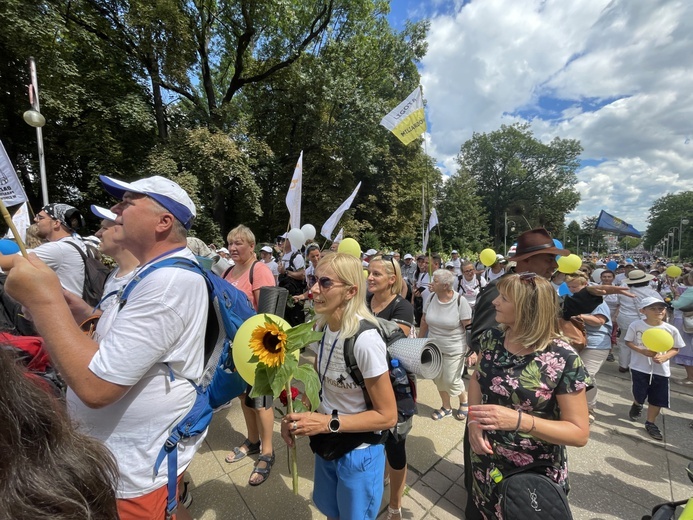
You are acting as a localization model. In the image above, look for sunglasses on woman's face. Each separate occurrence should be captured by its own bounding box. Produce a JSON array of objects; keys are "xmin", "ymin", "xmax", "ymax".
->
[{"xmin": 317, "ymin": 277, "xmax": 346, "ymax": 290}]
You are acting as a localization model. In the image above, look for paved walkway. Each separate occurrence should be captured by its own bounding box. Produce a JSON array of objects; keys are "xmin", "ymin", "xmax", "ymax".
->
[{"xmin": 185, "ymin": 355, "xmax": 693, "ymax": 519}]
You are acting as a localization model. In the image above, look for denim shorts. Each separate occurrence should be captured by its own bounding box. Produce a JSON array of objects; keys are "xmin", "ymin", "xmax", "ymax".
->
[{"xmin": 313, "ymin": 443, "xmax": 385, "ymax": 520}]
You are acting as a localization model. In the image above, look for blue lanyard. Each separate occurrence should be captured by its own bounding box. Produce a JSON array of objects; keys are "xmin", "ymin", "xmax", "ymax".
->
[{"xmin": 318, "ymin": 330, "xmax": 340, "ymax": 389}]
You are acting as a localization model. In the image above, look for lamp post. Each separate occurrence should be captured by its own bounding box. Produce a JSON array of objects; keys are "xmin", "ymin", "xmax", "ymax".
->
[
  {"xmin": 680, "ymin": 218, "xmax": 689, "ymax": 260},
  {"xmin": 23, "ymin": 57, "xmax": 48, "ymax": 206},
  {"xmin": 504, "ymin": 212, "xmax": 516, "ymax": 256}
]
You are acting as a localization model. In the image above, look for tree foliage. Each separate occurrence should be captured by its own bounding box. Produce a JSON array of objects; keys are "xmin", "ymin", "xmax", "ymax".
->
[
  {"xmin": 457, "ymin": 123, "xmax": 581, "ymax": 250},
  {"xmin": 645, "ymin": 191, "xmax": 693, "ymax": 260}
]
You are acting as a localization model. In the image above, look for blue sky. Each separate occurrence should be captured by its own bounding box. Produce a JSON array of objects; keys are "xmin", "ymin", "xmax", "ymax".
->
[{"xmin": 386, "ymin": 0, "xmax": 693, "ymax": 235}]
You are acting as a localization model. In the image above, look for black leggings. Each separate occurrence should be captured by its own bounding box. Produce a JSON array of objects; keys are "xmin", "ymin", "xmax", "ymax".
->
[{"xmin": 385, "ymin": 433, "xmax": 407, "ymax": 470}]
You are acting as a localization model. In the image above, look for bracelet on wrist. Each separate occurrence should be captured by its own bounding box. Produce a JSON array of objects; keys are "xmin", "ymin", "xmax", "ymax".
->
[{"xmin": 513, "ymin": 409, "xmax": 523, "ymax": 433}]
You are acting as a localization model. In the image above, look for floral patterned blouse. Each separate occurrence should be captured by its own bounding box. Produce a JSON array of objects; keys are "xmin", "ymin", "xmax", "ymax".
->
[{"xmin": 470, "ymin": 328, "xmax": 593, "ymax": 519}]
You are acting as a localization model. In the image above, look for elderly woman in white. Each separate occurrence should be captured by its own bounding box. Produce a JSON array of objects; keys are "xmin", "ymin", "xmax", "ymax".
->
[{"xmin": 420, "ymin": 269, "xmax": 473, "ymax": 421}]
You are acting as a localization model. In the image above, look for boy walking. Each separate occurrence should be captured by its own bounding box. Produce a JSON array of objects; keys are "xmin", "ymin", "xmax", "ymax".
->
[{"xmin": 624, "ymin": 296, "xmax": 683, "ymax": 440}]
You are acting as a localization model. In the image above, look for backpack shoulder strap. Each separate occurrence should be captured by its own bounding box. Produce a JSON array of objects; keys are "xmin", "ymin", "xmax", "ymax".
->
[
  {"xmin": 64, "ymin": 239, "xmax": 88, "ymax": 263},
  {"xmin": 343, "ymin": 320, "xmax": 378, "ymax": 409},
  {"xmin": 249, "ymin": 260, "xmax": 258, "ymax": 285},
  {"xmin": 120, "ymin": 257, "xmax": 202, "ymax": 307}
]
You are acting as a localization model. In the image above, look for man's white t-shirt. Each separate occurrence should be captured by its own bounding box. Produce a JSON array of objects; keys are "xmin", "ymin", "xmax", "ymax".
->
[
  {"xmin": 624, "ymin": 319, "xmax": 684, "ymax": 377},
  {"xmin": 282, "ymin": 250, "xmax": 305, "ymax": 271},
  {"xmin": 311, "ymin": 325, "xmax": 388, "ymax": 416},
  {"xmin": 264, "ymin": 258, "xmax": 279, "ymax": 282},
  {"xmin": 30, "ymin": 236, "xmax": 86, "ymax": 296},
  {"xmin": 66, "ymin": 249, "xmax": 208, "ymax": 498}
]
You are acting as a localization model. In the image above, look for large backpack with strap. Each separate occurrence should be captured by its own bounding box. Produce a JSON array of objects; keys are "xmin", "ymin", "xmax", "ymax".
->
[
  {"xmin": 65, "ymin": 241, "xmax": 111, "ymax": 307},
  {"xmin": 278, "ymin": 250, "xmax": 306, "ymax": 295},
  {"xmin": 118, "ymin": 256, "xmax": 255, "ymax": 517},
  {"xmin": 343, "ymin": 318, "xmax": 418, "ymax": 425}
]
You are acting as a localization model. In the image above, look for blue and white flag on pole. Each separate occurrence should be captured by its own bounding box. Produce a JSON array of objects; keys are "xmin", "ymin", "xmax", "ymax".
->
[
  {"xmin": 285, "ymin": 151, "xmax": 303, "ymax": 229},
  {"xmin": 422, "ymin": 208, "xmax": 438, "ymax": 252},
  {"xmin": 321, "ymin": 182, "xmax": 361, "ymax": 240}
]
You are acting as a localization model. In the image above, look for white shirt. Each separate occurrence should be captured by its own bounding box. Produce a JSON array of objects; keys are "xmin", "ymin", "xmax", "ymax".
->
[
  {"xmin": 457, "ymin": 275, "xmax": 487, "ymax": 308},
  {"xmin": 282, "ymin": 250, "xmax": 305, "ymax": 271},
  {"xmin": 624, "ymin": 319, "xmax": 683, "ymax": 377},
  {"xmin": 67, "ymin": 249, "xmax": 208, "ymax": 498},
  {"xmin": 30, "ymin": 236, "xmax": 86, "ymax": 296},
  {"xmin": 423, "ymin": 291, "xmax": 472, "ymax": 355},
  {"xmin": 311, "ymin": 325, "xmax": 388, "ymax": 416},
  {"xmin": 263, "ymin": 258, "xmax": 279, "ymax": 282}
]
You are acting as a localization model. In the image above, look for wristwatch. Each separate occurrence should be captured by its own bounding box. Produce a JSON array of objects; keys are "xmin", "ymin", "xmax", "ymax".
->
[{"xmin": 328, "ymin": 409, "xmax": 341, "ymax": 433}]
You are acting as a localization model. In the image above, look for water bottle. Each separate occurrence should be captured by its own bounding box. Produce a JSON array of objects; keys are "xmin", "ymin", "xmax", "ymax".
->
[{"xmin": 390, "ymin": 359, "xmax": 411, "ymax": 397}]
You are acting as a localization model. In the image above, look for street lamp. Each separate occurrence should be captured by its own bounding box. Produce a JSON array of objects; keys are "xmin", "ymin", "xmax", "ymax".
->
[
  {"xmin": 504, "ymin": 212, "xmax": 516, "ymax": 256},
  {"xmin": 680, "ymin": 218, "xmax": 689, "ymax": 260},
  {"xmin": 23, "ymin": 57, "xmax": 48, "ymax": 206}
]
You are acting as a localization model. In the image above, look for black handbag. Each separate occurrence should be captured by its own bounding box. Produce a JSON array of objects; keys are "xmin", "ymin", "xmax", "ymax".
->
[
  {"xmin": 498, "ymin": 462, "xmax": 573, "ymax": 519},
  {"xmin": 309, "ymin": 431, "xmax": 385, "ymax": 461}
]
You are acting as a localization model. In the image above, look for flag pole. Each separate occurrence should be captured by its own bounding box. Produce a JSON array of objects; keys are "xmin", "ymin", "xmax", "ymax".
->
[{"xmin": 0, "ymin": 199, "xmax": 28, "ymax": 257}]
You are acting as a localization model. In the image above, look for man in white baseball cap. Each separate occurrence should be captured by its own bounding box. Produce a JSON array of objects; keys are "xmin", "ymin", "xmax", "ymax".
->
[{"xmin": 6, "ymin": 175, "xmax": 205, "ymax": 518}]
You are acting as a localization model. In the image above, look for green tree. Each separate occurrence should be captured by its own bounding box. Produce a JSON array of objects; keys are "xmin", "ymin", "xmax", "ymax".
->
[
  {"xmin": 457, "ymin": 123, "xmax": 582, "ymax": 249},
  {"xmin": 644, "ymin": 192, "xmax": 693, "ymax": 260},
  {"xmin": 437, "ymin": 170, "xmax": 489, "ymax": 253}
]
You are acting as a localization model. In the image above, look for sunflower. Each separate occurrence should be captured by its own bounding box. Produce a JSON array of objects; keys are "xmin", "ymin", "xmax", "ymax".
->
[{"xmin": 250, "ymin": 321, "xmax": 288, "ymax": 367}]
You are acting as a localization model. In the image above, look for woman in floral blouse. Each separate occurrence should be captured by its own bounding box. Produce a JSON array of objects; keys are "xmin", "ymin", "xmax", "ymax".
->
[{"xmin": 467, "ymin": 273, "xmax": 592, "ymax": 519}]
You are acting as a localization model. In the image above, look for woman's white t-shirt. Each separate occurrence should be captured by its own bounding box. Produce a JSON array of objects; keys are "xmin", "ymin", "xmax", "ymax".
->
[{"xmin": 423, "ymin": 291, "xmax": 472, "ymax": 355}]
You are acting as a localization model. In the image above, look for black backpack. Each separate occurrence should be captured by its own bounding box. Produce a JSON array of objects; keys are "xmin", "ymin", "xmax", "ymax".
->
[
  {"xmin": 65, "ymin": 241, "xmax": 111, "ymax": 307},
  {"xmin": 278, "ymin": 250, "xmax": 307, "ymax": 295},
  {"xmin": 343, "ymin": 318, "xmax": 417, "ymax": 424}
]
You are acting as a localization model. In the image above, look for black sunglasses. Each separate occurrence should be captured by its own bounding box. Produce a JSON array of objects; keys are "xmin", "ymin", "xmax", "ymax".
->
[
  {"xmin": 317, "ymin": 277, "xmax": 347, "ymax": 289},
  {"xmin": 381, "ymin": 254, "xmax": 397, "ymax": 271},
  {"xmin": 519, "ymin": 272, "xmax": 537, "ymax": 287}
]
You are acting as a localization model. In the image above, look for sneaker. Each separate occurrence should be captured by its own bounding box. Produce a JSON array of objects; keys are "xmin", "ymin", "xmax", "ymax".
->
[
  {"xmin": 618, "ymin": 367, "xmax": 629, "ymax": 373},
  {"xmin": 588, "ymin": 412, "xmax": 596, "ymax": 425},
  {"xmin": 645, "ymin": 421, "xmax": 663, "ymax": 441},
  {"xmin": 212, "ymin": 400, "xmax": 233, "ymax": 414},
  {"xmin": 606, "ymin": 353, "xmax": 615, "ymax": 362},
  {"xmin": 628, "ymin": 403, "xmax": 643, "ymax": 421},
  {"xmin": 673, "ymin": 378, "xmax": 693, "ymax": 386},
  {"xmin": 179, "ymin": 480, "xmax": 193, "ymax": 508}
]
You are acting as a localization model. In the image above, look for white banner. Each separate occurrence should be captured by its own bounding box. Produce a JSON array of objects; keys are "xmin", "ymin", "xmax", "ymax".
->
[
  {"xmin": 422, "ymin": 208, "xmax": 439, "ymax": 252},
  {"xmin": 0, "ymin": 140, "xmax": 27, "ymax": 206},
  {"xmin": 5, "ymin": 202, "xmax": 30, "ymax": 242},
  {"xmin": 320, "ymin": 182, "xmax": 361, "ymax": 240},
  {"xmin": 285, "ymin": 151, "xmax": 303, "ymax": 229},
  {"xmin": 333, "ymin": 227, "xmax": 344, "ymax": 243}
]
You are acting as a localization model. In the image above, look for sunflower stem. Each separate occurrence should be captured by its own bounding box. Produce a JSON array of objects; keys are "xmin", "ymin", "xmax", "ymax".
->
[{"xmin": 286, "ymin": 381, "xmax": 299, "ymax": 495}]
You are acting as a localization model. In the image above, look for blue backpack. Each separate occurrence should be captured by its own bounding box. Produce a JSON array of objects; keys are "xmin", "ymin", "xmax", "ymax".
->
[{"xmin": 118, "ymin": 256, "xmax": 255, "ymax": 516}]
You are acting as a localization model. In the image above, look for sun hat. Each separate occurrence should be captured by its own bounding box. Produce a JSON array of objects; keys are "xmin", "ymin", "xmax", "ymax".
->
[
  {"xmin": 403, "ymin": 253, "xmax": 414, "ymax": 260},
  {"xmin": 90, "ymin": 204, "xmax": 117, "ymax": 222},
  {"xmin": 639, "ymin": 296, "xmax": 666, "ymax": 309},
  {"xmin": 42, "ymin": 203, "xmax": 85, "ymax": 231},
  {"xmin": 99, "ymin": 175, "xmax": 196, "ymax": 230},
  {"xmin": 510, "ymin": 228, "xmax": 569, "ymax": 263},
  {"xmin": 623, "ymin": 269, "xmax": 655, "ymax": 284},
  {"xmin": 260, "ymin": 246, "xmax": 273, "ymax": 254}
]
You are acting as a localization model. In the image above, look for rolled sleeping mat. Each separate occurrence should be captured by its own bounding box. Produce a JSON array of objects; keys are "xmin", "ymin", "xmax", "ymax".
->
[
  {"xmin": 257, "ymin": 286, "xmax": 290, "ymax": 318},
  {"xmin": 388, "ymin": 338, "xmax": 443, "ymax": 380}
]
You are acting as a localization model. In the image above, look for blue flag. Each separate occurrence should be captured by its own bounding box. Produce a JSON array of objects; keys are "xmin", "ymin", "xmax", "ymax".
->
[{"xmin": 594, "ymin": 210, "xmax": 642, "ymax": 238}]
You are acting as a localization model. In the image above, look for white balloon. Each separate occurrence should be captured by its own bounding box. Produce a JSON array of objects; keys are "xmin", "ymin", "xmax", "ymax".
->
[
  {"xmin": 592, "ymin": 268, "xmax": 605, "ymax": 284},
  {"xmin": 301, "ymin": 223, "xmax": 316, "ymax": 241},
  {"xmin": 287, "ymin": 228, "xmax": 305, "ymax": 249}
]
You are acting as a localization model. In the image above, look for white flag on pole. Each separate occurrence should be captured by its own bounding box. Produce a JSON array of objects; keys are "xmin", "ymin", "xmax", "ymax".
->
[
  {"xmin": 333, "ymin": 227, "xmax": 344, "ymax": 243},
  {"xmin": 5, "ymin": 202, "xmax": 30, "ymax": 242},
  {"xmin": 285, "ymin": 151, "xmax": 303, "ymax": 229},
  {"xmin": 320, "ymin": 182, "xmax": 361, "ymax": 240},
  {"xmin": 422, "ymin": 208, "xmax": 439, "ymax": 252},
  {"xmin": 0, "ymin": 140, "xmax": 27, "ymax": 206}
]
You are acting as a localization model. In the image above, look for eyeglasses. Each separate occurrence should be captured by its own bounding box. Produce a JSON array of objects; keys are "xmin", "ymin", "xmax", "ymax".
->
[
  {"xmin": 519, "ymin": 272, "xmax": 537, "ymax": 287},
  {"xmin": 463, "ymin": 269, "xmax": 474, "ymax": 274},
  {"xmin": 317, "ymin": 277, "xmax": 347, "ymax": 290},
  {"xmin": 34, "ymin": 214, "xmax": 51, "ymax": 221}
]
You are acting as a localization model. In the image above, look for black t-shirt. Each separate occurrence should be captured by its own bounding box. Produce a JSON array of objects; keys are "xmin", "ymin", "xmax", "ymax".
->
[{"xmin": 367, "ymin": 294, "xmax": 415, "ymax": 326}]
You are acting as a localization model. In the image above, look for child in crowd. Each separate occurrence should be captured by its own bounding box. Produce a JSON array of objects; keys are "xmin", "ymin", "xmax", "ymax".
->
[{"xmin": 624, "ymin": 296, "xmax": 684, "ymax": 440}]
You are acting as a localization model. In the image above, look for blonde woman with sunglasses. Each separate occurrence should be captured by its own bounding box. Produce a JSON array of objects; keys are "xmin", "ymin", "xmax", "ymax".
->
[
  {"xmin": 467, "ymin": 273, "xmax": 592, "ymax": 519},
  {"xmin": 281, "ymin": 253, "xmax": 397, "ymax": 520}
]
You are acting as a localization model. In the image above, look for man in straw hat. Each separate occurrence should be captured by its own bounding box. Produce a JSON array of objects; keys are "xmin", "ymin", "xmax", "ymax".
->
[
  {"xmin": 4, "ymin": 175, "xmax": 204, "ymax": 519},
  {"xmin": 463, "ymin": 227, "xmax": 633, "ymax": 520}
]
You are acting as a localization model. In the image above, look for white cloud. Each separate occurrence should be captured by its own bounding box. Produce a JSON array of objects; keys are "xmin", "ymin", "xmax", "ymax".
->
[{"xmin": 419, "ymin": 0, "xmax": 693, "ymax": 234}]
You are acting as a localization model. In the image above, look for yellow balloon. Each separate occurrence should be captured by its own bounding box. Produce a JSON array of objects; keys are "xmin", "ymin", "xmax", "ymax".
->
[
  {"xmin": 556, "ymin": 254, "xmax": 582, "ymax": 274},
  {"xmin": 666, "ymin": 265, "xmax": 682, "ymax": 278},
  {"xmin": 642, "ymin": 328, "xmax": 674, "ymax": 353},
  {"xmin": 479, "ymin": 248, "xmax": 497, "ymax": 267},
  {"xmin": 338, "ymin": 237, "xmax": 361, "ymax": 259},
  {"xmin": 232, "ymin": 313, "xmax": 294, "ymax": 386}
]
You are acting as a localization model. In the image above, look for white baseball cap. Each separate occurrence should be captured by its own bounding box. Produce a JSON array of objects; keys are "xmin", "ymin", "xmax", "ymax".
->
[
  {"xmin": 403, "ymin": 254, "xmax": 414, "ymax": 260},
  {"xmin": 365, "ymin": 249, "xmax": 377, "ymax": 256},
  {"xmin": 260, "ymin": 246, "xmax": 273, "ymax": 253},
  {"xmin": 100, "ymin": 175, "xmax": 196, "ymax": 230},
  {"xmin": 639, "ymin": 296, "xmax": 666, "ymax": 309},
  {"xmin": 90, "ymin": 204, "xmax": 117, "ymax": 222}
]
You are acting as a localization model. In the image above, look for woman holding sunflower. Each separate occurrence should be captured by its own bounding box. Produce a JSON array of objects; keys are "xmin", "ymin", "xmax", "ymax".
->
[{"xmin": 281, "ymin": 253, "xmax": 397, "ymax": 520}]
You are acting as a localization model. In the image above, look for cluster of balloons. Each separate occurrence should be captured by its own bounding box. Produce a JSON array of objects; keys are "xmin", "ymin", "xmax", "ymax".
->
[{"xmin": 286, "ymin": 224, "xmax": 317, "ymax": 249}]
